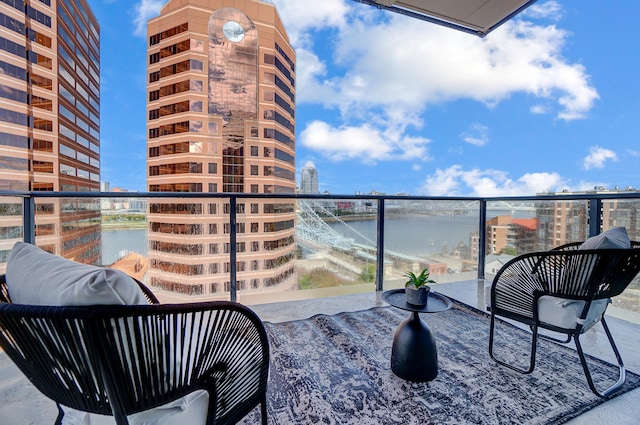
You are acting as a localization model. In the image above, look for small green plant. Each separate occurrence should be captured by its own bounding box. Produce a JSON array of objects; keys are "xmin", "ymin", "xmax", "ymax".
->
[{"xmin": 404, "ymin": 268, "xmax": 435, "ymax": 288}]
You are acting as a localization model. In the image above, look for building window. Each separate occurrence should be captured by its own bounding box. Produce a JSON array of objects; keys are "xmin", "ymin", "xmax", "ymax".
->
[
  {"xmin": 250, "ymin": 165, "xmax": 258, "ymax": 176},
  {"xmin": 250, "ymin": 146, "xmax": 258, "ymax": 156},
  {"xmin": 251, "ymin": 203, "xmax": 258, "ymax": 214}
]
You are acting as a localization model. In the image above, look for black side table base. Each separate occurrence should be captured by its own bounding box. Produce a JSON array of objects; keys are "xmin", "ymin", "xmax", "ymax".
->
[{"xmin": 391, "ymin": 311, "xmax": 438, "ymax": 382}]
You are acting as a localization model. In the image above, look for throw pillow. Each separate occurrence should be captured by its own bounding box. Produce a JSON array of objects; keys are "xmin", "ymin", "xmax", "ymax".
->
[
  {"xmin": 579, "ymin": 226, "xmax": 631, "ymax": 250},
  {"xmin": 6, "ymin": 242, "xmax": 147, "ymax": 306}
]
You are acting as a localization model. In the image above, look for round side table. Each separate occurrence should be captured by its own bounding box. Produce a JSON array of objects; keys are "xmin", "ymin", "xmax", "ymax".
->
[{"xmin": 382, "ymin": 288, "xmax": 452, "ymax": 382}]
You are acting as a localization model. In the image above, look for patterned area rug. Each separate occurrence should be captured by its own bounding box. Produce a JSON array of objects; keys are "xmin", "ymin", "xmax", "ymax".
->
[{"xmin": 240, "ymin": 299, "xmax": 640, "ymax": 424}]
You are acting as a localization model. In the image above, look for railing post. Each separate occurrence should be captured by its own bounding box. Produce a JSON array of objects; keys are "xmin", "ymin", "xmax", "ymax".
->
[
  {"xmin": 375, "ymin": 198, "xmax": 385, "ymax": 292},
  {"xmin": 229, "ymin": 196, "xmax": 237, "ymax": 302},
  {"xmin": 589, "ymin": 198, "xmax": 602, "ymax": 237},
  {"xmin": 23, "ymin": 196, "xmax": 35, "ymax": 244},
  {"xmin": 477, "ymin": 200, "xmax": 487, "ymax": 280}
]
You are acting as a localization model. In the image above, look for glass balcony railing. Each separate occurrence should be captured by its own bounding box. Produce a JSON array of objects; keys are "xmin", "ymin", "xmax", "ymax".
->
[{"xmin": 1, "ymin": 191, "xmax": 639, "ymax": 315}]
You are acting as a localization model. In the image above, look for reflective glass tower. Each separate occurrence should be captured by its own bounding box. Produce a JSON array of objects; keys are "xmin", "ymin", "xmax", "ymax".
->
[
  {"xmin": 300, "ymin": 161, "xmax": 318, "ymax": 194},
  {"xmin": 147, "ymin": 0, "xmax": 296, "ymax": 296},
  {"xmin": 0, "ymin": 0, "xmax": 101, "ymax": 269}
]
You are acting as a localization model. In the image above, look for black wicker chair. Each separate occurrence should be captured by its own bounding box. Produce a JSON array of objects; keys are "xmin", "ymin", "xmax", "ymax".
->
[
  {"xmin": 488, "ymin": 241, "xmax": 640, "ymax": 397},
  {"xmin": 0, "ymin": 276, "xmax": 269, "ymax": 425}
]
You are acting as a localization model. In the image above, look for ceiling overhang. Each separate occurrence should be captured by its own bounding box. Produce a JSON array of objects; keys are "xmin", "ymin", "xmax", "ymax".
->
[{"xmin": 352, "ymin": 0, "xmax": 539, "ymax": 37}]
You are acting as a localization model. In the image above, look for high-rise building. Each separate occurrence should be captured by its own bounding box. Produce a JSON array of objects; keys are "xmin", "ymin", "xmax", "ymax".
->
[
  {"xmin": 146, "ymin": 0, "xmax": 297, "ymax": 295},
  {"xmin": 300, "ymin": 161, "xmax": 318, "ymax": 193},
  {"xmin": 0, "ymin": 0, "xmax": 101, "ymax": 268}
]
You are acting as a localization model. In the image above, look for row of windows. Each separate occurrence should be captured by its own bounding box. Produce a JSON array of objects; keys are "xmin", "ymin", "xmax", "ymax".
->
[
  {"xmin": 0, "ymin": 132, "xmax": 51, "ymax": 151},
  {"xmin": 148, "ymin": 162, "xmax": 202, "ymax": 176},
  {"xmin": 26, "ymin": 5, "xmax": 51, "ymax": 27},
  {"xmin": 59, "ymin": 77, "xmax": 99, "ymax": 125},
  {"xmin": 149, "ymin": 38, "xmax": 193, "ymax": 64},
  {"xmin": 263, "ymin": 185, "xmax": 295, "ymax": 194},
  {"xmin": 0, "ymin": 85, "xmax": 52, "ymax": 111},
  {"xmin": 0, "ymin": 107, "xmax": 51, "ymax": 130},
  {"xmin": 264, "ymin": 109, "xmax": 294, "ymax": 133},
  {"xmin": 150, "ymin": 222, "xmax": 202, "ymax": 235},
  {"xmin": 149, "ymin": 256, "xmax": 295, "ymax": 277},
  {"xmin": 0, "ymin": 60, "xmax": 26, "ymax": 81},
  {"xmin": 27, "ymin": 27, "xmax": 51, "ymax": 48},
  {"xmin": 275, "ymin": 42, "xmax": 295, "ymax": 72},
  {"xmin": 0, "ymin": 36, "xmax": 51, "ymax": 69},
  {"xmin": 60, "ymin": 162, "xmax": 99, "ymax": 181},
  {"xmin": 59, "ymin": 63, "xmax": 100, "ymax": 120},
  {"xmin": 59, "ymin": 142, "xmax": 99, "ymax": 167},
  {"xmin": 150, "ymin": 238, "xmax": 295, "ymax": 260},
  {"xmin": 149, "ymin": 59, "xmax": 203, "ymax": 83},
  {"xmin": 0, "ymin": 157, "xmax": 67, "ymax": 175},
  {"xmin": 149, "ymin": 203, "xmax": 202, "ymax": 214},
  {"xmin": 59, "ymin": 123, "xmax": 99, "ymax": 154},
  {"xmin": 264, "ymin": 128, "xmax": 295, "ymax": 149},
  {"xmin": 149, "ymin": 23, "xmax": 188, "ymax": 46},
  {"xmin": 149, "ymin": 183, "xmax": 202, "ymax": 192},
  {"xmin": 148, "ymin": 141, "xmax": 203, "ymax": 157},
  {"xmin": 148, "ymin": 100, "xmax": 203, "ymax": 120},
  {"xmin": 271, "ymin": 73, "xmax": 294, "ymax": 103}
]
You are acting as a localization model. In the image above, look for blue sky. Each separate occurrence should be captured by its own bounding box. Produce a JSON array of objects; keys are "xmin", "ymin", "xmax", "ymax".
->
[{"xmin": 92, "ymin": 0, "xmax": 640, "ymax": 196}]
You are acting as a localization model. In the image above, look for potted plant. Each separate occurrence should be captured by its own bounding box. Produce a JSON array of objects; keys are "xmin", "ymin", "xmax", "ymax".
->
[{"xmin": 404, "ymin": 268, "xmax": 435, "ymax": 306}]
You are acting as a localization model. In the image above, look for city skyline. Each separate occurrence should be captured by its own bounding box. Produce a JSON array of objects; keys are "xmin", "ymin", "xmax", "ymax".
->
[{"xmin": 94, "ymin": 0, "xmax": 640, "ymax": 196}]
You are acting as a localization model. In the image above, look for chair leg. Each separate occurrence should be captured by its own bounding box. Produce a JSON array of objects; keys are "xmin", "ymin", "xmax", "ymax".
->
[
  {"xmin": 261, "ymin": 393, "xmax": 268, "ymax": 425},
  {"xmin": 489, "ymin": 312, "xmax": 538, "ymax": 374},
  {"xmin": 55, "ymin": 404, "xmax": 64, "ymax": 425},
  {"xmin": 574, "ymin": 318, "xmax": 626, "ymax": 398}
]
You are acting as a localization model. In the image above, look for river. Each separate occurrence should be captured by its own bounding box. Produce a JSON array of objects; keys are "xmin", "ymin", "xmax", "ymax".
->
[{"xmin": 101, "ymin": 214, "xmax": 482, "ymax": 265}]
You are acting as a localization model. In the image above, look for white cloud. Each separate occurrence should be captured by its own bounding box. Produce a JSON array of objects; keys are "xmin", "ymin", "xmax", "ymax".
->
[
  {"xmin": 461, "ymin": 123, "xmax": 489, "ymax": 146},
  {"xmin": 287, "ymin": 3, "xmax": 598, "ymax": 166},
  {"xmin": 583, "ymin": 146, "xmax": 618, "ymax": 170},
  {"xmin": 292, "ymin": 6, "xmax": 597, "ymax": 122},
  {"xmin": 524, "ymin": 0, "xmax": 564, "ymax": 21},
  {"xmin": 299, "ymin": 120, "xmax": 431, "ymax": 163},
  {"xmin": 267, "ymin": 0, "xmax": 349, "ymax": 46},
  {"xmin": 530, "ymin": 104, "xmax": 548, "ymax": 114},
  {"xmin": 132, "ymin": 0, "xmax": 164, "ymax": 37},
  {"xmin": 627, "ymin": 149, "xmax": 639, "ymax": 157},
  {"xmin": 420, "ymin": 165, "xmax": 566, "ymax": 196}
]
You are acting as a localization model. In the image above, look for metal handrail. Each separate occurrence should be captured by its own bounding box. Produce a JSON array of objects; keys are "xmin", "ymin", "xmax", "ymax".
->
[{"xmin": 2, "ymin": 189, "xmax": 640, "ymax": 299}]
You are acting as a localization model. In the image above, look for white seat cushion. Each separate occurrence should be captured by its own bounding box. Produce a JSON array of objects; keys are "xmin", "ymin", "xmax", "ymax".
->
[
  {"xmin": 61, "ymin": 390, "xmax": 209, "ymax": 425},
  {"xmin": 538, "ymin": 295, "xmax": 609, "ymax": 331},
  {"xmin": 6, "ymin": 242, "xmax": 148, "ymax": 306}
]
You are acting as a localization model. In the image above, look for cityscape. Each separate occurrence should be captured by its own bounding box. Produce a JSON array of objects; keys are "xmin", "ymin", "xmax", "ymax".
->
[{"xmin": 0, "ymin": 0, "xmax": 639, "ymax": 307}]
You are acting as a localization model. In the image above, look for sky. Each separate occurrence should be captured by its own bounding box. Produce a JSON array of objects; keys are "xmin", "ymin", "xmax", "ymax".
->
[{"xmin": 91, "ymin": 0, "xmax": 640, "ymax": 196}]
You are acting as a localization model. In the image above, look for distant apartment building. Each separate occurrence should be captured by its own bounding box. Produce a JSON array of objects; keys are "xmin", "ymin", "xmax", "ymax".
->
[
  {"xmin": 536, "ymin": 188, "xmax": 640, "ymax": 249},
  {"xmin": 0, "ymin": 0, "xmax": 101, "ymax": 268},
  {"xmin": 486, "ymin": 215, "xmax": 537, "ymax": 255},
  {"xmin": 146, "ymin": 0, "xmax": 296, "ymax": 295}
]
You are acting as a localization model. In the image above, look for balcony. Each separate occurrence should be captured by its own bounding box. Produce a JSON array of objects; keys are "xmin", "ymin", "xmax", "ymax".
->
[{"xmin": 1, "ymin": 190, "xmax": 640, "ymax": 423}]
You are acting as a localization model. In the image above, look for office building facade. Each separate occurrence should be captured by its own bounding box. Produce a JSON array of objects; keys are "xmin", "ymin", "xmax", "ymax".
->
[
  {"xmin": 146, "ymin": 0, "xmax": 296, "ymax": 295},
  {"xmin": 0, "ymin": 0, "xmax": 101, "ymax": 268}
]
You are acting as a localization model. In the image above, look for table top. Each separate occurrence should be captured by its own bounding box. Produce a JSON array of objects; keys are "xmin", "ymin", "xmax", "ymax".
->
[{"xmin": 382, "ymin": 289, "xmax": 453, "ymax": 313}]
